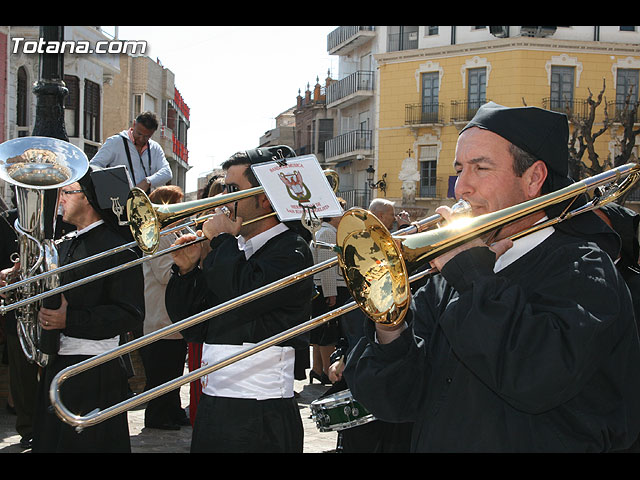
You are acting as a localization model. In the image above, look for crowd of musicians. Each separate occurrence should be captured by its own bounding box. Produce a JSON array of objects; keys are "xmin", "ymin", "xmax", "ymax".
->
[{"xmin": 2, "ymin": 104, "xmax": 640, "ymax": 453}]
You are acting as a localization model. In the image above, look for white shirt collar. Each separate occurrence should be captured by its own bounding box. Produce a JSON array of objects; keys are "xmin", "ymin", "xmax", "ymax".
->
[
  {"xmin": 66, "ymin": 219, "xmax": 105, "ymax": 238},
  {"xmin": 237, "ymin": 223, "xmax": 289, "ymax": 259},
  {"xmin": 493, "ymin": 217, "xmax": 554, "ymax": 273}
]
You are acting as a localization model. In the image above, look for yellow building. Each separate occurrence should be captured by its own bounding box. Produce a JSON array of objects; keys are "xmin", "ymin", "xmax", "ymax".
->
[{"xmin": 361, "ymin": 27, "xmax": 640, "ymax": 217}]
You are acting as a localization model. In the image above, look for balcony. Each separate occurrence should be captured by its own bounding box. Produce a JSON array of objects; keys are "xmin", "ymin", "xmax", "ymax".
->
[
  {"xmin": 405, "ymin": 103, "xmax": 445, "ymax": 125},
  {"xmin": 451, "ymin": 99, "xmax": 490, "ymax": 123},
  {"xmin": 327, "ymin": 70, "xmax": 374, "ymax": 108},
  {"xmin": 606, "ymin": 100, "xmax": 640, "ymax": 124},
  {"xmin": 325, "ymin": 130, "xmax": 373, "ymax": 161},
  {"xmin": 327, "ymin": 26, "xmax": 375, "ymax": 55},
  {"xmin": 542, "ymin": 98, "xmax": 593, "ymax": 122}
]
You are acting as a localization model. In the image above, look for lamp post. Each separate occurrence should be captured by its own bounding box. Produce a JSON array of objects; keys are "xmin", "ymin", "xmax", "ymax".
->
[
  {"xmin": 32, "ymin": 26, "xmax": 68, "ymax": 141},
  {"xmin": 366, "ymin": 164, "xmax": 387, "ymax": 196}
]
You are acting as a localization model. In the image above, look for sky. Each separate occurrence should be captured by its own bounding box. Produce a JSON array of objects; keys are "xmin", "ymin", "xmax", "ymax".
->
[{"xmin": 109, "ymin": 26, "xmax": 338, "ymax": 192}]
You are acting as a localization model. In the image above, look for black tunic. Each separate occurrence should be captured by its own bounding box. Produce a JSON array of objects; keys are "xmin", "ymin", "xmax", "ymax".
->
[
  {"xmin": 165, "ymin": 227, "xmax": 313, "ymax": 452},
  {"xmin": 32, "ymin": 223, "xmax": 144, "ymax": 453},
  {"xmin": 344, "ymin": 228, "xmax": 640, "ymax": 452}
]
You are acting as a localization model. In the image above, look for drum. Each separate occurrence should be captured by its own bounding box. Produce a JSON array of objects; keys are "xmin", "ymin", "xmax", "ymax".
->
[{"xmin": 310, "ymin": 389, "xmax": 376, "ymax": 432}]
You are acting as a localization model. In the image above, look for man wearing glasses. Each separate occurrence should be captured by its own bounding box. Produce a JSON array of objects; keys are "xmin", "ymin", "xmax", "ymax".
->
[
  {"xmin": 31, "ymin": 168, "xmax": 145, "ymax": 453},
  {"xmin": 165, "ymin": 147, "xmax": 314, "ymax": 453}
]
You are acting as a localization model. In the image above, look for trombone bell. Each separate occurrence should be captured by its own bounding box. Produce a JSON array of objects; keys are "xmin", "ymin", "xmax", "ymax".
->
[{"xmin": 336, "ymin": 209, "xmax": 410, "ymax": 326}]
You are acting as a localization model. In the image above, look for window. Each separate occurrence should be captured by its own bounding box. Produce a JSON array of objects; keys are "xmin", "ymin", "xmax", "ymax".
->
[
  {"xmin": 388, "ymin": 26, "xmax": 419, "ymax": 51},
  {"xmin": 421, "ymin": 72, "xmax": 440, "ymax": 122},
  {"xmin": 16, "ymin": 67, "xmax": 29, "ymax": 137},
  {"xmin": 467, "ymin": 67, "xmax": 486, "ymax": 117},
  {"xmin": 64, "ymin": 75, "xmax": 79, "ymax": 137},
  {"xmin": 426, "ymin": 26, "xmax": 438, "ymax": 36},
  {"xmin": 620, "ymin": 26, "xmax": 636, "ymax": 32},
  {"xmin": 616, "ymin": 69, "xmax": 639, "ymax": 104},
  {"xmin": 419, "ymin": 145, "xmax": 437, "ymax": 197},
  {"xmin": 84, "ymin": 80, "xmax": 100, "ymax": 142},
  {"xmin": 317, "ymin": 119, "xmax": 333, "ymax": 154},
  {"xmin": 550, "ymin": 66, "xmax": 575, "ymax": 112}
]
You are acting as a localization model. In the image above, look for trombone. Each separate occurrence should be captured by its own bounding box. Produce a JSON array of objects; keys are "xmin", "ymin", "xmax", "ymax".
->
[
  {"xmin": 48, "ymin": 162, "xmax": 640, "ymax": 431},
  {"xmin": 0, "ymin": 169, "xmax": 340, "ymax": 314}
]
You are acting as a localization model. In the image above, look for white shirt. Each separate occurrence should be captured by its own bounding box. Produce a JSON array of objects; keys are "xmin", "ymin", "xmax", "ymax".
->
[{"xmin": 201, "ymin": 222, "xmax": 296, "ymax": 399}]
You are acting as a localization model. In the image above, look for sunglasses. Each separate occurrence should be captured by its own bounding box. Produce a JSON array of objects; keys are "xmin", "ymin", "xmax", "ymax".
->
[{"xmin": 223, "ymin": 183, "xmax": 240, "ymax": 193}]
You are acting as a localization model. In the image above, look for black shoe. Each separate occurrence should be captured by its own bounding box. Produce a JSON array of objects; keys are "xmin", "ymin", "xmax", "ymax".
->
[
  {"xmin": 145, "ymin": 422, "xmax": 181, "ymax": 431},
  {"xmin": 19, "ymin": 437, "xmax": 32, "ymax": 449},
  {"xmin": 309, "ymin": 370, "xmax": 331, "ymax": 385}
]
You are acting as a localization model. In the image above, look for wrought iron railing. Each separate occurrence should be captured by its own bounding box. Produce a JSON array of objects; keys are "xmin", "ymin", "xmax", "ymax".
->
[
  {"xmin": 327, "ymin": 26, "xmax": 375, "ymax": 52},
  {"xmin": 327, "ymin": 71, "xmax": 374, "ymax": 105},
  {"xmin": 325, "ymin": 130, "xmax": 373, "ymax": 159},
  {"xmin": 405, "ymin": 103, "xmax": 444, "ymax": 125},
  {"xmin": 450, "ymin": 99, "xmax": 489, "ymax": 122}
]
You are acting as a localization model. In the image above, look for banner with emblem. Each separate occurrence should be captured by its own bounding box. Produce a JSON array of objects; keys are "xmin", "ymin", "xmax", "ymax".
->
[{"xmin": 251, "ymin": 154, "xmax": 342, "ymax": 222}]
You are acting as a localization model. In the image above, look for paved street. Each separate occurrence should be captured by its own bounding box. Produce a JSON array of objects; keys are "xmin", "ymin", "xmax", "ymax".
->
[{"xmin": 0, "ymin": 366, "xmax": 338, "ymax": 454}]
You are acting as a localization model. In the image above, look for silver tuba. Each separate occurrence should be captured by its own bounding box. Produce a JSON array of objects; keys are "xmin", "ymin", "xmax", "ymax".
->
[{"xmin": 0, "ymin": 137, "xmax": 88, "ymax": 366}]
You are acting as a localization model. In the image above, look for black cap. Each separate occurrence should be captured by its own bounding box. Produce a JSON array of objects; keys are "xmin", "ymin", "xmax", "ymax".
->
[
  {"xmin": 461, "ymin": 102, "xmax": 572, "ymax": 191},
  {"xmin": 245, "ymin": 145, "xmax": 296, "ymax": 165}
]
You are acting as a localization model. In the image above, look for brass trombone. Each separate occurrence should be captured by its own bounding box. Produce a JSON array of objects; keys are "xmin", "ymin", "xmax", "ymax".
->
[
  {"xmin": 48, "ymin": 162, "xmax": 640, "ymax": 431},
  {"xmin": 0, "ymin": 169, "xmax": 340, "ymax": 313}
]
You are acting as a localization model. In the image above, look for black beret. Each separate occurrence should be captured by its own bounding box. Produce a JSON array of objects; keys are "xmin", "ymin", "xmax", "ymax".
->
[{"xmin": 461, "ymin": 102, "xmax": 571, "ymax": 185}]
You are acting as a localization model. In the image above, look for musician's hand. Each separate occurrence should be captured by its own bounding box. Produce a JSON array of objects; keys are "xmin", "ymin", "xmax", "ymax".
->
[
  {"xmin": 328, "ymin": 358, "xmax": 345, "ymax": 383},
  {"xmin": 171, "ymin": 233, "xmax": 203, "ymax": 275},
  {"xmin": 428, "ymin": 205, "xmax": 513, "ymax": 272},
  {"xmin": 39, "ymin": 294, "xmax": 68, "ymax": 330},
  {"xmin": 325, "ymin": 295, "xmax": 337, "ymax": 308},
  {"xmin": 201, "ymin": 208, "xmax": 242, "ymax": 240},
  {"xmin": 396, "ymin": 210, "xmax": 411, "ymax": 226},
  {"xmin": 0, "ymin": 264, "xmax": 20, "ymax": 299}
]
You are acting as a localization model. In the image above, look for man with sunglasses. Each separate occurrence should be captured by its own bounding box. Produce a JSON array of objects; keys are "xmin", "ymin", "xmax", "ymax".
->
[
  {"xmin": 30, "ymin": 168, "xmax": 144, "ymax": 453},
  {"xmin": 165, "ymin": 146, "xmax": 314, "ymax": 453}
]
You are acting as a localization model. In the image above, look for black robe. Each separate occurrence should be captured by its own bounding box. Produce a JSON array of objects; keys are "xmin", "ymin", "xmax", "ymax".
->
[
  {"xmin": 165, "ymin": 227, "xmax": 313, "ymax": 452},
  {"xmin": 32, "ymin": 222, "xmax": 144, "ymax": 453},
  {"xmin": 344, "ymin": 226, "xmax": 640, "ymax": 452}
]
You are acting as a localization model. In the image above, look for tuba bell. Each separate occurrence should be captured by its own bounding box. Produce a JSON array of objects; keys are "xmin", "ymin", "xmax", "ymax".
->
[{"xmin": 0, "ymin": 137, "xmax": 89, "ymax": 366}]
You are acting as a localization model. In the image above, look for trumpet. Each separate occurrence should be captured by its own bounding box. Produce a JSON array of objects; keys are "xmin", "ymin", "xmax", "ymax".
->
[{"xmin": 48, "ymin": 162, "xmax": 640, "ymax": 431}]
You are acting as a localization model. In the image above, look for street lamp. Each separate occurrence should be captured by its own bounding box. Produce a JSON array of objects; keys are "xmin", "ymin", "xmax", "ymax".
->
[{"xmin": 366, "ymin": 165, "xmax": 387, "ymax": 196}]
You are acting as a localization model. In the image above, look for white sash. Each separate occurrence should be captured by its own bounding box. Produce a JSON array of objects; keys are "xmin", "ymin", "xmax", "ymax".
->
[
  {"xmin": 200, "ymin": 343, "xmax": 295, "ymax": 400},
  {"xmin": 58, "ymin": 334, "xmax": 120, "ymax": 356}
]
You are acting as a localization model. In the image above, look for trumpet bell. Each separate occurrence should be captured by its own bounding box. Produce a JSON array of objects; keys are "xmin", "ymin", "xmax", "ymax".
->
[{"xmin": 336, "ymin": 208, "xmax": 410, "ymax": 326}]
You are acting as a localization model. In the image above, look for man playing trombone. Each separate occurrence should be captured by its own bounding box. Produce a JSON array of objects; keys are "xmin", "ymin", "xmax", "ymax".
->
[
  {"xmin": 32, "ymin": 167, "xmax": 145, "ymax": 453},
  {"xmin": 166, "ymin": 147, "xmax": 314, "ymax": 453},
  {"xmin": 343, "ymin": 102, "xmax": 640, "ymax": 452}
]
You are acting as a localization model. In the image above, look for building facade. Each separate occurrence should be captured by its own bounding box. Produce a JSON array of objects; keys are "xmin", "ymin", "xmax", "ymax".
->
[
  {"xmin": 0, "ymin": 26, "xmax": 191, "ymax": 205},
  {"xmin": 0, "ymin": 26, "xmax": 121, "ymax": 204},
  {"xmin": 326, "ymin": 26, "xmax": 640, "ymax": 218}
]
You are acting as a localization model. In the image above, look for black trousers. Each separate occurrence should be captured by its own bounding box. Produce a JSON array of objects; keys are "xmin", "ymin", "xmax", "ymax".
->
[
  {"xmin": 140, "ymin": 338, "xmax": 187, "ymax": 426},
  {"xmin": 32, "ymin": 354, "xmax": 131, "ymax": 453},
  {"xmin": 5, "ymin": 331, "xmax": 39, "ymax": 441},
  {"xmin": 191, "ymin": 394, "xmax": 303, "ymax": 453}
]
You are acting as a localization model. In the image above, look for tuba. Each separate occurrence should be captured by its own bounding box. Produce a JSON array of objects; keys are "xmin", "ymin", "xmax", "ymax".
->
[{"xmin": 0, "ymin": 137, "xmax": 88, "ymax": 366}]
